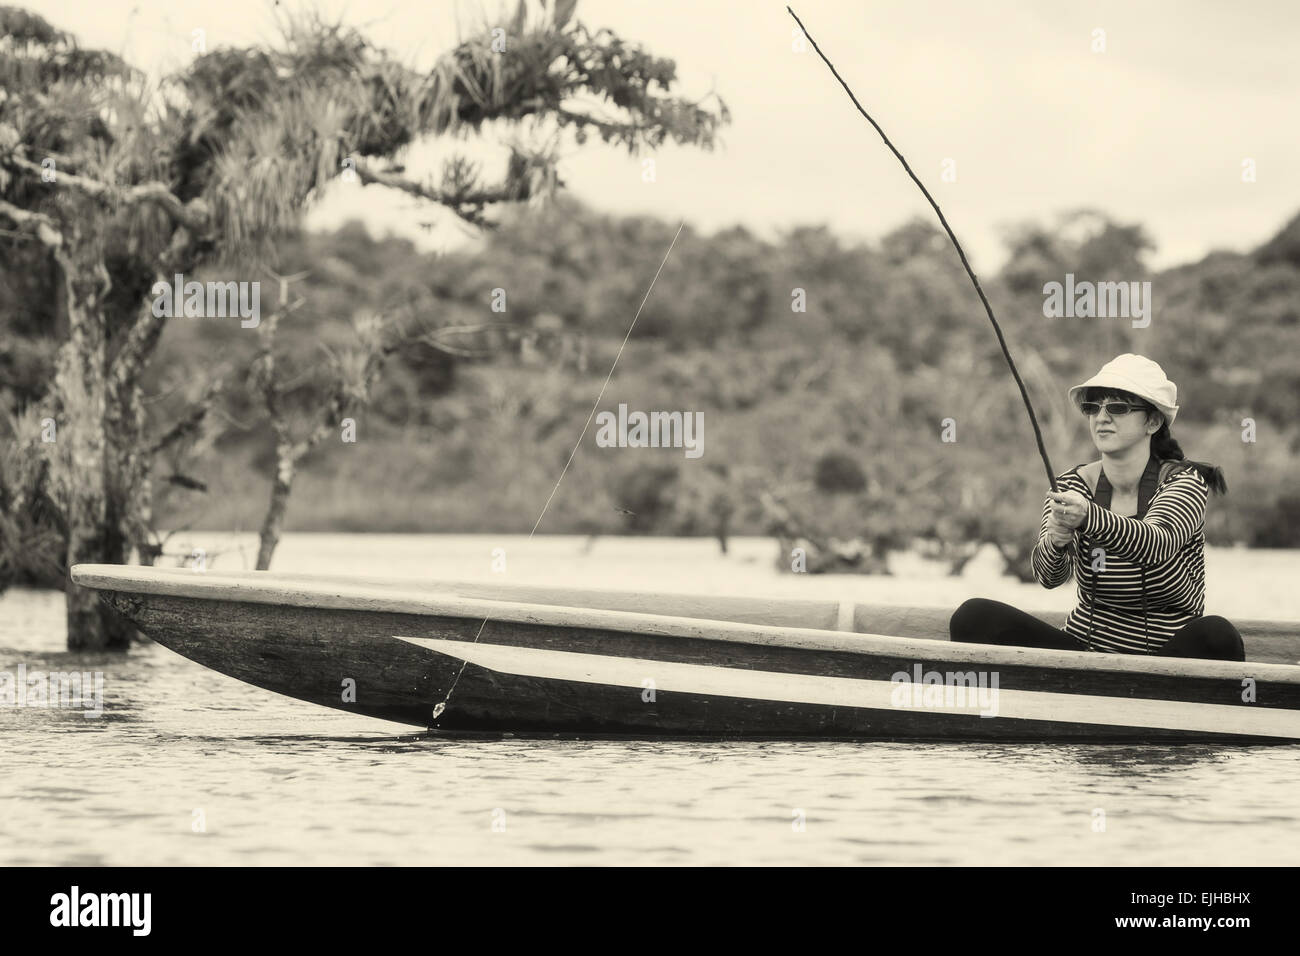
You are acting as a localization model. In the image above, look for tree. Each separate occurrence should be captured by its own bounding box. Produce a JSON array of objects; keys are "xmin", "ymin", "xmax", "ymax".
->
[{"xmin": 0, "ymin": 2, "xmax": 729, "ymax": 648}]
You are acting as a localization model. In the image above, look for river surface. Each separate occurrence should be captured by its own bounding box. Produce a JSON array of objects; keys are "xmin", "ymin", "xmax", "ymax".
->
[{"xmin": 3, "ymin": 534, "xmax": 1300, "ymax": 866}]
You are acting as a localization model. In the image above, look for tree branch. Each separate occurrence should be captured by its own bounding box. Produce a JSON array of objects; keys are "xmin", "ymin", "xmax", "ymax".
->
[
  {"xmin": 147, "ymin": 378, "xmax": 224, "ymax": 456},
  {"xmin": 252, "ymin": 297, "xmax": 307, "ymax": 445},
  {"xmin": 353, "ymin": 159, "xmax": 521, "ymax": 228},
  {"xmin": 3, "ymin": 153, "xmax": 211, "ymax": 232},
  {"xmin": 0, "ymin": 197, "xmax": 65, "ymax": 250},
  {"xmin": 107, "ymin": 224, "xmax": 198, "ymax": 393}
]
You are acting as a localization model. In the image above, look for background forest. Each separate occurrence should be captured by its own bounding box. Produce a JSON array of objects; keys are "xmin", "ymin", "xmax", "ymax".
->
[
  {"xmin": 10, "ymin": 196, "xmax": 1297, "ymax": 568},
  {"xmin": 3, "ymin": 1, "xmax": 1298, "ymax": 633}
]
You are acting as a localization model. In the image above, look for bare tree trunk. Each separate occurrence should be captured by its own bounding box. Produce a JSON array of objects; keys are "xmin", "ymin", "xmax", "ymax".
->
[
  {"xmin": 60, "ymin": 388, "xmax": 108, "ymax": 648},
  {"xmin": 55, "ymin": 259, "xmax": 132, "ymax": 650},
  {"xmin": 256, "ymin": 455, "xmax": 295, "ymax": 570}
]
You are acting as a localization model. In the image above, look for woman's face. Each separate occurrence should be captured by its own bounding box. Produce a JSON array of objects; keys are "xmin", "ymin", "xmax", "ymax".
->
[{"xmin": 1086, "ymin": 391, "xmax": 1162, "ymax": 454}]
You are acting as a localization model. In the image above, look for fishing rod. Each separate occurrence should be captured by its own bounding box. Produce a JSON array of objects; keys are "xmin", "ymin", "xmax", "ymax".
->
[{"xmin": 787, "ymin": 6, "xmax": 1058, "ymax": 492}]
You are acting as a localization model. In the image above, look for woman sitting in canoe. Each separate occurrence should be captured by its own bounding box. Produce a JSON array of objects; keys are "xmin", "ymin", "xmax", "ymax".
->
[{"xmin": 950, "ymin": 353, "xmax": 1244, "ymax": 661}]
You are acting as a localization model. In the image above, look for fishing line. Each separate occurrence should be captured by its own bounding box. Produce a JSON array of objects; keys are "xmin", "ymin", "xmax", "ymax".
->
[
  {"xmin": 787, "ymin": 6, "xmax": 1057, "ymax": 492},
  {"xmin": 431, "ymin": 219, "xmax": 688, "ymax": 724}
]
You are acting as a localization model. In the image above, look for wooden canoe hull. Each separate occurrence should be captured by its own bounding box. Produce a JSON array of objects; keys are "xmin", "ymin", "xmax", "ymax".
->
[{"xmin": 75, "ymin": 566, "xmax": 1300, "ymax": 743}]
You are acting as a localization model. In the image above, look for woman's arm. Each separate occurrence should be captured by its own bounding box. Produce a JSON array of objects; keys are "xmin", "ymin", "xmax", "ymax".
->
[
  {"xmin": 1031, "ymin": 483, "xmax": 1074, "ymax": 588},
  {"xmin": 1081, "ymin": 469, "xmax": 1208, "ymax": 567}
]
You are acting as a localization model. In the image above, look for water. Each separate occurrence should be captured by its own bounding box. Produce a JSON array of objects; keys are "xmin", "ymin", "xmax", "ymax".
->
[{"xmin": 4, "ymin": 534, "xmax": 1300, "ymax": 866}]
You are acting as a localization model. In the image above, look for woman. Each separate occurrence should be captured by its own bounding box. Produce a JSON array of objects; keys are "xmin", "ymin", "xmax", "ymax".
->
[{"xmin": 949, "ymin": 353, "xmax": 1244, "ymax": 661}]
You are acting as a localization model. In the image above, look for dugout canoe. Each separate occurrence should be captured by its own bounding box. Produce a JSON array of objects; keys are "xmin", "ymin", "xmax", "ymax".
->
[{"xmin": 70, "ymin": 564, "xmax": 1300, "ymax": 742}]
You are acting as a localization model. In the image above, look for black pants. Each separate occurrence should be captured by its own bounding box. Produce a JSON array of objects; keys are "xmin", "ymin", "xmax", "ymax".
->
[{"xmin": 948, "ymin": 598, "xmax": 1245, "ymax": 662}]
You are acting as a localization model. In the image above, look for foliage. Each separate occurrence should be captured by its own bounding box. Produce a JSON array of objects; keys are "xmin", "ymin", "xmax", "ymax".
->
[
  {"xmin": 0, "ymin": 2, "xmax": 730, "ymax": 637},
  {"xmin": 813, "ymin": 451, "xmax": 866, "ymax": 494},
  {"xmin": 2, "ymin": 5, "xmax": 1296, "ymax": 602},
  {"xmin": 134, "ymin": 200, "xmax": 1300, "ymax": 569}
]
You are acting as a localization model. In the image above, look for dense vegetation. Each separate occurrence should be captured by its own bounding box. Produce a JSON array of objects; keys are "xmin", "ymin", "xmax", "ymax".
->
[
  {"xmin": 2, "ymin": 2, "xmax": 1296, "ymax": 603},
  {"xmin": 0, "ymin": 1, "xmax": 728, "ymax": 646},
  {"xmin": 24, "ymin": 197, "xmax": 1287, "ymax": 576}
]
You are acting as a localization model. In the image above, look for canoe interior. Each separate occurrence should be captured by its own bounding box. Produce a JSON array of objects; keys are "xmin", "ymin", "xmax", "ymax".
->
[{"xmin": 122, "ymin": 565, "xmax": 1300, "ymax": 666}]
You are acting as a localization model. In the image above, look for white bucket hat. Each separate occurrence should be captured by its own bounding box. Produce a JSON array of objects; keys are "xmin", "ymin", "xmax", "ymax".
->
[{"xmin": 1068, "ymin": 353, "xmax": 1179, "ymax": 427}]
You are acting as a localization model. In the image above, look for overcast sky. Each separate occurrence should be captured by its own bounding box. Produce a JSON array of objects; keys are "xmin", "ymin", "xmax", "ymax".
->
[{"xmin": 28, "ymin": 0, "xmax": 1300, "ymax": 270}]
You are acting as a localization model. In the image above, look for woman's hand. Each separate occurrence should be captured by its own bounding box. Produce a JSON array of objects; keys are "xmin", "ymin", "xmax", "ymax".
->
[
  {"xmin": 1048, "ymin": 490, "xmax": 1089, "ymax": 529},
  {"xmin": 1046, "ymin": 516, "xmax": 1074, "ymax": 550}
]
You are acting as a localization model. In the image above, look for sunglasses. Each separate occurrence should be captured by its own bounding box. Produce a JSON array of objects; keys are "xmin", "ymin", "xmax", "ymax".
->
[{"xmin": 1078, "ymin": 401, "xmax": 1150, "ymax": 417}]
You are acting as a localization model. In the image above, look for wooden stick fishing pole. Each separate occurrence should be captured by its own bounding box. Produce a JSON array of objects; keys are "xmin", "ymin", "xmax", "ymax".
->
[{"xmin": 787, "ymin": 6, "xmax": 1058, "ymax": 492}]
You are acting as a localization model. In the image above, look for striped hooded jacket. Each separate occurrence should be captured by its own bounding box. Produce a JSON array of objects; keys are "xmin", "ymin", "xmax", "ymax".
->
[{"xmin": 1029, "ymin": 458, "xmax": 1209, "ymax": 653}]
